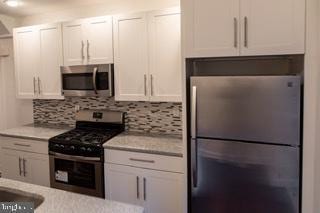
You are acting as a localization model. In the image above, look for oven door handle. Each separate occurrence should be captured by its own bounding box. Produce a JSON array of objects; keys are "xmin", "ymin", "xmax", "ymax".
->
[
  {"xmin": 49, "ymin": 151, "xmax": 101, "ymax": 162},
  {"xmin": 93, "ymin": 67, "xmax": 98, "ymax": 94}
]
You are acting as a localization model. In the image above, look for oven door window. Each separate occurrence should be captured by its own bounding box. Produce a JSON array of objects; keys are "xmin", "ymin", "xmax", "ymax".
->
[
  {"xmin": 54, "ymin": 158, "xmax": 96, "ymax": 189},
  {"xmin": 62, "ymin": 72, "xmax": 109, "ymax": 90}
]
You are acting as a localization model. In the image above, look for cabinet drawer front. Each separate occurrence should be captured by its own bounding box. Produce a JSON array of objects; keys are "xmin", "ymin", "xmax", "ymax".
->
[
  {"xmin": 0, "ymin": 137, "xmax": 48, "ymax": 154},
  {"xmin": 105, "ymin": 149, "xmax": 183, "ymax": 173}
]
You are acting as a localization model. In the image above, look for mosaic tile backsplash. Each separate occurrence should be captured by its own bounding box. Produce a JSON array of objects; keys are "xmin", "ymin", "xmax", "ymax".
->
[{"xmin": 33, "ymin": 97, "xmax": 182, "ymax": 135}]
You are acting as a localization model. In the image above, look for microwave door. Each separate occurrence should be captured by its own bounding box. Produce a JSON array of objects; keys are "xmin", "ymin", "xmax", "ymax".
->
[
  {"xmin": 190, "ymin": 76, "xmax": 301, "ymax": 146},
  {"xmin": 61, "ymin": 64, "xmax": 113, "ymax": 97}
]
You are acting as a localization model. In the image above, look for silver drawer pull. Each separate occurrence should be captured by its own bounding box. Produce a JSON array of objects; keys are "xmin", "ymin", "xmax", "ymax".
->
[
  {"xmin": 129, "ymin": 158, "xmax": 155, "ymax": 163},
  {"xmin": 14, "ymin": 143, "xmax": 31, "ymax": 147}
]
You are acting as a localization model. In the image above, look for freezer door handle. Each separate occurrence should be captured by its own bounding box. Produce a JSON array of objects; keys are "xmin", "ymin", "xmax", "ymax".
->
[
  {"xmin": 191, "ymin": 138, "xmax": 198, "ymax": 188},
  {"xmin": 191, "ymin": 86, "xmax": 197, "ymax": 138},
  {"xmin": 191, "ymin": 86, "xmax": 198, "ymax": 188}
]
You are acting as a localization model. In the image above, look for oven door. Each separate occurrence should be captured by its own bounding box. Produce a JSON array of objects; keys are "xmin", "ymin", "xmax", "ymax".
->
[
  {"xmin": 61, "ymin": 64, "xmax": 113, "ymax": 97},
  {"xmin": 49, "ymin": 152, "xmax": 104, "ymax": 198}
]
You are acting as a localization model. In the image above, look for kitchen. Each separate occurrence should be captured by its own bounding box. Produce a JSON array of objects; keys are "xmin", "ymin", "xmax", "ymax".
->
[{"xmin": 0, "ymin": 0, "xmax": 319, "ymax": 213}]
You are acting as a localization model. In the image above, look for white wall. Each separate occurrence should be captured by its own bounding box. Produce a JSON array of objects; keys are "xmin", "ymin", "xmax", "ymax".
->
[
  {"xmin": 19, "ymin": 0, "xmax": 180, "ymax": 26},
  {"xmin": 313, "ymin": 0, "xmax": 320, "ymax": 209},
  {"xmin": 0, "ymin": 38, "xmax": 33, "ymax": 129},
  {"xmin": 303, "ymin": 0, "xmax": 320, "ymax": 212}
]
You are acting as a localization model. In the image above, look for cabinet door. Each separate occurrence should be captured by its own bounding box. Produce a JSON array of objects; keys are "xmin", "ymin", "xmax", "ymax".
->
[
  {"xmin": 13, "ymin": 26, "xmax": 39, "ymax": 98},
  {"xmin": 240, "ymin": 0, "xmax": 305, "ymax": 55},
  {"xmin": 85, "ymin": 16, "xmax": 113, "ymax": 65},
  {"xmin": 148, "ymin": 8, "xmax": 182, "ymax": 102},
  {"xmin": 62, "ymin": 20, "xmax": 86, "ymax": 66},
  {"xmin": 38, "ymin": 23, "xmax": 64, "ymax": 99},
  {"xmin": 113, "ymin": 13, "xmax": 149, "ymax": 101},
  {"xmin": 143, "ymin": 170, "xmax": 183, "ymax": 213},
  {"xmin": 183, "ymin": 0, "xmax": 240, "ymax": 57},
  {"xmin": 1, "ymin": 149, "xmax": 25, "ymax": 182},
  {"xmin": 24, "ymin": 152, "xmax": 50, "ymax": 187},
  {"xmin": 105, "ymin": 163, "xmax": 142, "ymax": 206}
]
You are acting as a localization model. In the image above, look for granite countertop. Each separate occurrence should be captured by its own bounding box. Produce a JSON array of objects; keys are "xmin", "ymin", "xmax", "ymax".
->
[
  {"xmin": 0, "ymin": 178, "xmax": 143, "ymax": 213},
  {"xmin": 0, "ymin": 124, "xmax": 70, "ymax": 141},
  {"xmin": 103, "ymin": 132, "xmax": 183, "ymax": 157}
]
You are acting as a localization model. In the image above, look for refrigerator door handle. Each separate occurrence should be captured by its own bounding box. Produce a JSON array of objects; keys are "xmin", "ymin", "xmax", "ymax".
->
[
  {"xmin": 191, "ymin": 138, "xmax": 198, "ymax": 188},
  {"xmin": 191, "ymin": 86, "xmax": 197, "ymax": 138},
  {"xmin": 191, "ymin": 86, "xmax": 198, "ymax": 188}
]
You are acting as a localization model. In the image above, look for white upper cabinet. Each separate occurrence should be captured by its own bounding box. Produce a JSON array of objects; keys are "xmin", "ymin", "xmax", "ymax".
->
[
  {"xmin": 62, "ymin": 16, "xmax": 113, "ymax": 66},
  {"xmin": 240, "ymin": 0, "xmax": 305, "ymax": 56},
  {"xmin": 183, "ymin": 0, "xmax": 240, "ymax": 57},
  {"xmin": 13, "ymin": 23, "xmax": 63, "ymax": 99},
  {"xmin": 113, "ymin": 13, "xmax": 149, "ymax": 101},
  {"xmin": 62, "ymin": 20, "xmax": 85, "ymax": 66},
  {"xmin": 114, "ymin": 8, "xmax": 182, "ymax": 102},
  {"xmin": 183, "ymin": 0, "xmax": 305, "ymax": 57},
  {"xmin": 13, "ymin": 26, "xmax": 39, "ymax": 99},
  {"xmin": 148, "ymin": 8, "xmax": 182, "ymax": 102},
  {"xmin": 38, "ymin": 24, "xmax": 64, "ymax": 99},
  {"xmin": 86, "ymin": 16, "xmax": 113, "ymax": 64}
]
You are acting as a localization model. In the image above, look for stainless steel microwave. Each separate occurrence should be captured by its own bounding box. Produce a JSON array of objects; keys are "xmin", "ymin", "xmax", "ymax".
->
[{"xmin": 61, "ymin": 64, "xmax": 114, "ymax": 97}]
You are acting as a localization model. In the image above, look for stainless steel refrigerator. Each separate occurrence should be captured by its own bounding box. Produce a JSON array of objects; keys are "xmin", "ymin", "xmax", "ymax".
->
[{"xmin": 190, "ymin": 76, "xmax": 301, "ymax": 213}]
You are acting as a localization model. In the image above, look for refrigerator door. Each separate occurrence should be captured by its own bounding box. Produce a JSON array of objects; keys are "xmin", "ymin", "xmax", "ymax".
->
[
  {"xmin": 190, "ymin": 76, "xmax": 301, "ymax": 146},
  {"xmin": 191, "ymin": 139, "xmax": 300, "ymax": 213}
]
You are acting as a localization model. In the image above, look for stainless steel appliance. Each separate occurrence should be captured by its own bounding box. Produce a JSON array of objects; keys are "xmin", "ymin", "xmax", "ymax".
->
[
  {"xmin": 61, "ymin": 64, "xmax": 113, "ymax": 97},
  {"xmin": 189, "ymin": 76, "xmax": 301, "ymax": 213},
  {"xmin": 49, "ymin": 110, "xmax": 125, "ymax": 198}
]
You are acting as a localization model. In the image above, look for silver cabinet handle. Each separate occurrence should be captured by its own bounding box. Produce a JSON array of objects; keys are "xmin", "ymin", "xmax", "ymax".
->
[
  {"xmin": 92, "ymin": 67, "xmax": 98, "ymax": 94},
  {"xmin": 33, "ymin": 77, "xmax": 36, "ymax": 94},
  {"xmin": 129, "ymin": 158, "xmax": 155, "ymax": 163},
  {"xmin": 14, "ymin": 143, "xmax": 31, "ymax": 147},
  {"xmin": 38, "ymin": 77, "xmax": 41, "ymax": 95},
  {"xmin": 234, "ymin": 18, "xmax": 238, "ymax": 48},
  {"xmin": 18, "ymin": 157, "xmax": 22, "ymax": 176},
  {"xmin": 191, "ymin": 86, "xmax": 198, "ymax": 188},
  {"xmin": 244, "ymin": 16, "xmax": 248, "ymax": 47},
  {"xmin": 150, "ymin": 74, "xmax": 154, "ymax": 96},
  {"xmin": 87, "ymin": 40, "xmax": 90, "ymax": 59},
  {"xmin": 81, "ymin": 40, "xmax": 85, "ymax": 60},
  {"xmin": 143, "ymin": 177, "xmax": 146, "ymax": 201},
  {"xmin": 144, "ymin": 74, "xmax": 147, "ymax": 96},
  {"xmin": 136, "ymin": 176, "xmax": 140, "ymax": 199},
  {"xmin": 22, "ymin": 158, "xmax": 26, "ymax": 177}
]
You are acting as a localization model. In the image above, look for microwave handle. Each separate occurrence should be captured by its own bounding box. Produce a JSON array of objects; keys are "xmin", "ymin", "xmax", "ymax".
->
[{"xmin": 93, "ymin": 67, "xmax": 98, "ymax": 94}]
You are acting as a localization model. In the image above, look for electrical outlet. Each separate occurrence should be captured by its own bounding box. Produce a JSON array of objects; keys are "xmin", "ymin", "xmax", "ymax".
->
[{"xmin": 75, "ymin": 105, "xmax": 80, "ymax": 112}]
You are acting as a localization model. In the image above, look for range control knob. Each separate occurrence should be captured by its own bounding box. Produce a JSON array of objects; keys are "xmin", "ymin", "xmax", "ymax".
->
[
  {"xmin": 70, "ymin": 145, "xmax": 75, "ymax": 150},
  {"xmin": 87, "ymin": 147, "xmax": 92, "ymax": 152},
  {"xmin": 60, "ymin": 145, "xmax": 65, "ymax": 149}
]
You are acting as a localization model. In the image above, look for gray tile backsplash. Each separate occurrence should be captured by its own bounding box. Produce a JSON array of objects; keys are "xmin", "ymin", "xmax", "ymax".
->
[{"xmin": 33, "ymin": 97, "xmax": 182, "ymax": 135}]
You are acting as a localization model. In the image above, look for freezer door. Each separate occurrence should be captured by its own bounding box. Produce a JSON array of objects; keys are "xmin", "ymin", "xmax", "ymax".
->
[
  {"xmin": 191, "ymin": 139, "xmax": 300, "ymax": 213},
  {"xmin": 190, "ymin": 76, "xmax": 301, "ymax": 146}
]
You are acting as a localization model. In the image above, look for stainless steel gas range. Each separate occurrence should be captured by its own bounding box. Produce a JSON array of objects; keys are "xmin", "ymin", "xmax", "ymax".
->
[{"xmin": 48, "ymin": 110, "xmax": 125, "ymax": 198}]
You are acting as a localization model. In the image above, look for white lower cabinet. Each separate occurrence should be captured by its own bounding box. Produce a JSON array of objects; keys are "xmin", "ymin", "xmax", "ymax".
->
[
  {"xmin": 105, "ymin": 150, "xmax": 184, "ymax": 213},
  {"xmin": 142, "ymin": 169, "xmax": 183, "ymax": 213},
  {"xmin": 0, "ymin": 137, "xmax": 50, "ymax": 187},
  {"xmin": 105, "ymin": 164, "xmax": 142, "ymax": 205}
]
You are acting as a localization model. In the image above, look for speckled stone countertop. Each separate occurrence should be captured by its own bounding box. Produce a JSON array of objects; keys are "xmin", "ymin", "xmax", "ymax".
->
[
  {"xmin": 0, "ymin": 178, "xmax": 144, "ymax": 213},
  {"xmin": 103, "ymin": 132, "xmax": 183, "ymax": 157},
  {"xmin": 0, "ymin": 124, "xmax": 70, "ymax": 142}
]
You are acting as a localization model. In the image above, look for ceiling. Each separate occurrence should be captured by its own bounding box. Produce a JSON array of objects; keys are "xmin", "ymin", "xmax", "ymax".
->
[{"xmin": 0, "ymin": 0, "xmax": 110, "ymax": 17}]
